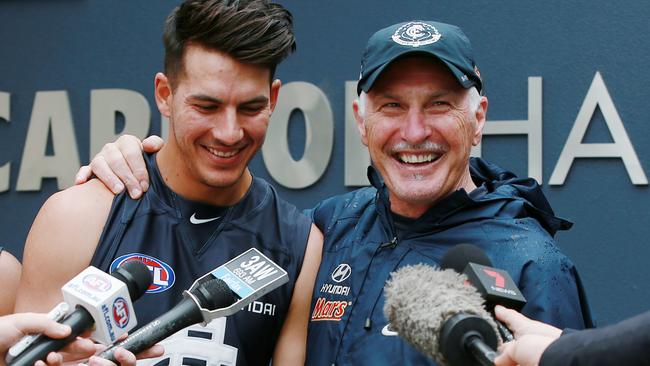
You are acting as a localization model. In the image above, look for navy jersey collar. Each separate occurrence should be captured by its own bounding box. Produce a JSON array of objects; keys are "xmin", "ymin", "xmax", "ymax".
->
[{"xmin": 145, "ymin": 152, "xmax": 269, "ymax": 224}]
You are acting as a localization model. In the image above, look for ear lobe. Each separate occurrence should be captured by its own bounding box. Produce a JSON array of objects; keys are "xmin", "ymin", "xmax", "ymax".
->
[
  {"xmin": 154, "ymin": 73, "xmax": 172, "ymax": 117},
  {"xmin": 269, "ymin": 79, "xmax": 281, "ymax": 114},
  {"xmin": 352, "ymin": 100, "xmax": 369, "ymax": 146},
  {"xmin": 472, "ymin": 96, "xmax": 488, "ymax": 146}
]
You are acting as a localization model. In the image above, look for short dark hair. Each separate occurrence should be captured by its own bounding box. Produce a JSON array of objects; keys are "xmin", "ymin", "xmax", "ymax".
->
[{"xmin": 163, "ymin": 0, "xmax": 297, "ymax": 88}]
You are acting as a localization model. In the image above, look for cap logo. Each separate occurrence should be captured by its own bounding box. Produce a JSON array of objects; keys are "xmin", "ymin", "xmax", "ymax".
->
[{"xmin": 392, "ymin": 22, "xmax": 441, "ymax": 47}]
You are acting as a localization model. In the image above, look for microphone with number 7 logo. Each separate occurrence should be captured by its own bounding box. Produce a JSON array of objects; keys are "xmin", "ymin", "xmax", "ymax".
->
[{"xmin": 441, "ymin": 244, "xmax": 526, "ymax": 341}]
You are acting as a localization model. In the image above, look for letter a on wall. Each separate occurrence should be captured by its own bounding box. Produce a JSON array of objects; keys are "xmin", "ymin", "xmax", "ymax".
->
[{"xmin": 549, "ymin": 72, "xmax": 648, "ymax": 185}]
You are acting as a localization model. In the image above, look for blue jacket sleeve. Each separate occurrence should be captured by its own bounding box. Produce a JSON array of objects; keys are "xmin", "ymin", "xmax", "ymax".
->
[{"xmin": 518, "ymin": 253, "xmax": 594, "ymax": 330}]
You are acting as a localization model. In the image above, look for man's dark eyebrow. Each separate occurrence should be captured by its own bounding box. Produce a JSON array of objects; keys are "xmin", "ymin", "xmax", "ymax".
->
[
  {"xmin": 186, "ymin": 95, "xmax": 269, "ymax": 106},
  {"xmin": 240, "ymin": 96, "xmax": 269, "ymax": 106},
  {"xmin": 187, "ymin": 94, "xmax": 223, "ymax": 104}
]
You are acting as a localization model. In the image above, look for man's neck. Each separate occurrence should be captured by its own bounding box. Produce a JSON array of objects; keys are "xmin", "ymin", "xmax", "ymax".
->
[
  {"xmin": 390, "ymin": 171, "xmax": 477, "ymax": 219},
  {"xmin": 156, "ymin": 145, "xmax": 252, "ymax": 207}
]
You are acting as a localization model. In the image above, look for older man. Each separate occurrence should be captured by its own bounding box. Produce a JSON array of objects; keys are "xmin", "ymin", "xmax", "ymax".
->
[
  {"xmin": 78, "ymin": 20, "xmax": 592, "ymax": 365},
  {"xmin": 303, "ymin": 20, "xmax": 591, "ymax": 365}
]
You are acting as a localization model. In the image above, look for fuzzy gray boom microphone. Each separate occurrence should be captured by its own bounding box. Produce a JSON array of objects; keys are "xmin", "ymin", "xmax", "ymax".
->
[{"xmin": 383, "ymin": 264, "xmax": 501, "ymax": 366}]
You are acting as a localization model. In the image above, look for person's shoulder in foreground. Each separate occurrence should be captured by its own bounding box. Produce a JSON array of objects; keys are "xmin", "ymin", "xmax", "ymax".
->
[
  {"xmin": 539, "ymin": 310, "xmax": 650, "ymax": 366},
  {"xmin": 496, "ymin": 306, "xmax": 649, "ymax": 366}
]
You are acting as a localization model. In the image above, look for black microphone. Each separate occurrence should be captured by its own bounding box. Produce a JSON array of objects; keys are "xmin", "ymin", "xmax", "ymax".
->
[
  {"xmin": 441, "ymin": 244, "xmax": 527, "ymax": 341},
  {"xmin": 98, "ymin": 247, "xmax": 289, "ymax": 362},
  {"xmin": 440, "ymin": 243, "xmax": 492, "ymax": 274},
  {"xmin": 441, "ymin": 244, "xmax": 526, "ymax": 311},
  {"xmin": 97, "ymin": 278, "xmax": 236, "ymax": 362},
  {"xmin": 384, "ymin": 264, "xmax": 500, "ymax": 366},
  {"xmin": 9, "ymin": 261, "xmax": 152, "ymax": 366}
]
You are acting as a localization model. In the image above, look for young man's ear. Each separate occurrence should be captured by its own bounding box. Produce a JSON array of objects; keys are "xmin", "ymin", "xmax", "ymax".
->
[
  {"xmin": 154, "ymin": 73, "xmax": 172, "ymax": 118},
  {"xmin": 472, "ymin": 96, "xmax": 488, "ymax": 146},
  {"xmin": 269, "ymin": 79, "xmax": 282, "ymax": 114},
  {"xmin": 352, "ymin": 99, "xmax": 369, "ymax": 146}
]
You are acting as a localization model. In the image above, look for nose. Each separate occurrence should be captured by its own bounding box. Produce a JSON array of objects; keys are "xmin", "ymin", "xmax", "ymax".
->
[
  {"xmin": 212, "ymin": 107, "xmax": 243, "ymax": 145},
  {"xmin": 401, "ymin": 109, "xmax": 431, "ymax": 143}
]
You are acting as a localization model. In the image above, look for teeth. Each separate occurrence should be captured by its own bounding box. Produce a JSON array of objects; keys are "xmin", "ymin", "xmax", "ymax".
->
[
  {"xmin": 206, "ymin": 146, "xmax": 238, "ymax": 158},
  {"xmin": 398, "ymin": 153, "xmax": 438, "ymax": 164}
]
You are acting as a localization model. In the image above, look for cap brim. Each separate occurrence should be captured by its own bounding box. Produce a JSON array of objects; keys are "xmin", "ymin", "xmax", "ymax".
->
[{"xmin": 357, "ymin": 50, "xmax": 479, "ymax": 95}]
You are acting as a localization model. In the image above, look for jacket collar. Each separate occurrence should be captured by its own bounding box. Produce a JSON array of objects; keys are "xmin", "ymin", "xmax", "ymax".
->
[{"xmin": 367, "ymin": 158, "xmax": 572, "ymax": 237}]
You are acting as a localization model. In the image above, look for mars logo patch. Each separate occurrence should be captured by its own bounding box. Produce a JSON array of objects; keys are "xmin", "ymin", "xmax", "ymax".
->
[
  {"xmin": 110, "ymin": 253, "xmax": 175, "ymax": 293},
  {"xmin": 311, "ymin": 297, "xmax": 350, "ymax": 321}
]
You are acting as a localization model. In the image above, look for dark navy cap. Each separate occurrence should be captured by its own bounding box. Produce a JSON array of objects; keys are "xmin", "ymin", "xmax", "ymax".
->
[{"xmin": 357, "ymin": 20, "xmax": 483, "ymax": 95}]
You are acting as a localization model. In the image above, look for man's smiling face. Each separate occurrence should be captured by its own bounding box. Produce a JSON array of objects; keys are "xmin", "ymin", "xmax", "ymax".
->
[{"xmin": 354, "ymin": 55, "xmax": 487, "ymax": 218}]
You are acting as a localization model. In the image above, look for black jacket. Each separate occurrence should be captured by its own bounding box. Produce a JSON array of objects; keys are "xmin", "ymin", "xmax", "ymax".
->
[{"xmin": 541, "ymin": 310, "xmax": 650, "ymax": 366}]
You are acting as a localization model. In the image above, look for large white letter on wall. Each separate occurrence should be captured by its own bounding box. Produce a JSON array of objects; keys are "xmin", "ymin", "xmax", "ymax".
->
[
  {"xmin": 90, "ymin": 89, "xmax": 151, "ymax": 157},
  {"xmin": 16, "ymin": 91, "xmax": 81, "ymax": 190},
  {"xmin": 549, "ymin": 72, "xmax": 647, "ymax": 185},
  {"xmin": 0, "ymin": 92, "xmax": 9, "ymax": 192},
  {"xmin": 263, "ymin": 82, "xmax": 333, "ymax": 189},
  {"xmin": 344, "ymin": 81, "xmax": 371, "ymax": 186},
  {"xmin": 472, "ymin": 77, "xmax": 543, "ymax": 183}
]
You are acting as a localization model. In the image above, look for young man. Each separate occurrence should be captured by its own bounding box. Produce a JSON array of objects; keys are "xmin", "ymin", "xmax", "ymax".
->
[
  {"xmin": 77, "ymin": 20, "xmax": 593, "ymax": 365},
  {"xmin": 15, "ymin": 1, "xmax": 322, "ymax": 365}
]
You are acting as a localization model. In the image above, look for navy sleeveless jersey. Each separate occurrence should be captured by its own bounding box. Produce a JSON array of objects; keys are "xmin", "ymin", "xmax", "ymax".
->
[{"xmin": 90, "ymin": 153, "xmax": 311, "ymax": 366}]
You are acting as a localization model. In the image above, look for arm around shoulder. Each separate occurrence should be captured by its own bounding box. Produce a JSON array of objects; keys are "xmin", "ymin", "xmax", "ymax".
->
[
  {"xmin": 14, "ymin": 180, "xmax": 115, "ymax": 313},
  {"xmin": 272, "ymin": 224, "xmax": 323, "ymax": 365}
]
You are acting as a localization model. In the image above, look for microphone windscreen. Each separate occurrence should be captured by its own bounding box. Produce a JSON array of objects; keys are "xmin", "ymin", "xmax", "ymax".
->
[
  {"xmin": 440, "ymin": 243, "xmax": 492, "ymax": 273},
  {"xmin": 191, "ymin": 278, "xmax": 237, "ymax": 310},
  {"xmin": 112, "ymin": 260, "xmax": 153, "ymax": 301},
  {"xmin": 383, "ymin": 264, "xmax": 497, "ymax": 364}
]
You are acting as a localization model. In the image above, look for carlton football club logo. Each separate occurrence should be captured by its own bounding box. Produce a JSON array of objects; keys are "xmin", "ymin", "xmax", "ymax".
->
[
  {"xmin": 392, "ymin": 21, "xmax": 441, "ymax": 47},
  {"xmin": 110, "ymin": 253, "xmax": 175, "ymax": 293}
]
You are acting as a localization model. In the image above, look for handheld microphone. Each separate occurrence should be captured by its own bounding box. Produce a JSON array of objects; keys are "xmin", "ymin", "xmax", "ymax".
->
[
  {"xmin": 383, "ymin": 264, "xmax": 500, "ymax": 366},
  {"xmin": 98, "ymin": 278, "xmax": 236, "ymax": 362},
  {"xmin": 5, "ymin": 302, "xmax": 70, "ymax": 364},
  {"xmin": 9, "ymin": 261, "xmax": 152, "ymax": 366},
  {"xmin": 441, "ymin": 244, "xmax": 526, "ymax": 341},
  {"xmin": 98, "ymin": 247, "xmax": 289, "ymax": 362},
  {"xmin": 441, "ymin": 244, "xmax": 526, "ymax": 312}
]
